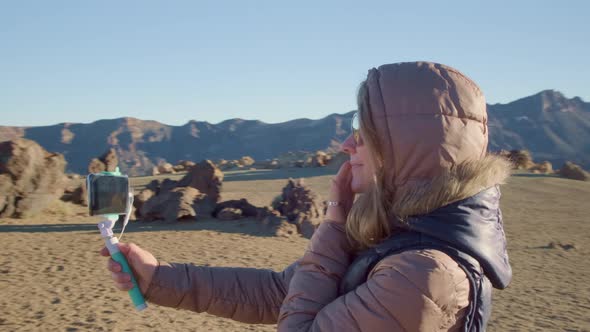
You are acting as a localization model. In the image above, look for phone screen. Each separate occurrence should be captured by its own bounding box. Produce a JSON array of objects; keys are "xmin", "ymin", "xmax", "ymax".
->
[{"xmin": 89, "ymin": 175, "xmax": 129, "ymax": 216}]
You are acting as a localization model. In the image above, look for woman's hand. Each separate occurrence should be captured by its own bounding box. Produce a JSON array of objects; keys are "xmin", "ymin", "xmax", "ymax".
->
[
  {"xmin": 325, "ymin": 161, "xmax": 354, "ymax": 224},
  {"xmin": 100, "ymin": 243, "xmax": 158, "ymax": 294}
]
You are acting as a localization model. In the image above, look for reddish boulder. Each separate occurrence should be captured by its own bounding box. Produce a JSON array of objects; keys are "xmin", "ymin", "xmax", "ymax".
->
[
  {"xmin": 158, "ymin": 163, "xmax": 175, "ymax": 174},
  {"xmin": 139, "ymin": 187, "xmax": 214, "ymax": 222},
  {"xmin": 151, "ymin": 166, "xmax": 160, "ymax": 176},
  {"xmin": 177, "ymin": 160, "xmax": 196, "ymax": 169},
  {"xmin": 133, "ymin": 188, "xmax": 155, "ymax": 219},
  {"xmin": 61, "ymin": 174, "xmax": 88, "ymax": 206},
  {"xmin": 173, "ymin": 165, "xmax": 186, "ymax": 172},
  {"xmin": 531, "ymin": 161, "xmax": 554, "ymax": 174},
  {"xmin": 309, "ymin": 151, "xmax": 331, "ymax": 167},
  {"xmin": 559, "ymin": 162, "xmax": 589, "ymax": 181},
  {"xmin": 240, "ymin": 156, "xmax": 255, "ymax": 167},
  {"xmin": 145, "ymin": 179, "xmax": 161, "ymax": 193},
  {"xmin": 71, "ymin": 183, "xmax": 88, "ymax": 206},
  {"xmin": 272, "ymin": 178, "xmax": 322, "ymax": 238},
  {"xmin": 213, "ymin": 199, "xmax": 259, "ymax": 218},
  {"xmin": 177, "ymin": 160, "xmax": 223, "ymax": 203},
  {"xmin": 101, "ymin": 148, "xmax": 118, "ymax": 172},
  {"xmin": 88, "ymin": 148, "xmax": 118, "ymax": 174},
  {"xmin": 0, "ymin": 175, "xmax": 15, "ymax": 217},
  {"xmin": 217, "ymin": 208, "xmax": 243, "ymax": 220},
  {"xmin": 0, "ymin": 139, "xmax": 67, "ymax": 218},
  {"xmin": 88, "ymin": 158, "xmax": 105, "ymax": 174},
  {"xmin": 505, "ymin": 150, "xmax": 534, "ymax": 170},
  {"xmin": 159, "ymin": 178, "xmax": 179, "ymax": 194}
]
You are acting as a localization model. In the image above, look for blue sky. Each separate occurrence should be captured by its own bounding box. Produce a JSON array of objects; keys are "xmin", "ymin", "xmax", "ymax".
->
[{"xmin": 1, "ymin": 1, "xmax": 588, "ymax": 127}]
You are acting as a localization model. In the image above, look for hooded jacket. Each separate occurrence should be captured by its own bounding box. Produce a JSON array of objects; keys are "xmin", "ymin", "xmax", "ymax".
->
[
  {"xmin": 338, "ymin": 184, "xmax": 511, "ymax": 331},
  {"xmin": 143, "ymin": 62, "xmax": 512, "ymax": 331}
]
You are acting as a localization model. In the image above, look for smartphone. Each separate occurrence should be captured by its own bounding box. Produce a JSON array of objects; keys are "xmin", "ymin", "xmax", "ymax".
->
[{"xmin": 87, "ymin": 173, "xmax": 130, "ymax": 216}]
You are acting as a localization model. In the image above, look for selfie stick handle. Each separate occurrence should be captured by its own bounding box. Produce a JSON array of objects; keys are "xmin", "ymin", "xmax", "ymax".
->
[{"xmin": 99, "ymin": 216, "xmax": 147, "ymax": 311}]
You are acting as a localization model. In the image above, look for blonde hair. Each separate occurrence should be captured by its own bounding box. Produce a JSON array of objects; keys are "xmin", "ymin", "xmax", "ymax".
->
[{"xmin": 345, "ymin": 81, "xmax": 395, "ymax": 250}]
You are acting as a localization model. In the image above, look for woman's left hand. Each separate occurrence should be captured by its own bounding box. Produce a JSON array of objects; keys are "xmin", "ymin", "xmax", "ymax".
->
[{"xmin": 325, "ymin": 161, "xmax": 354, "ymax": 224}]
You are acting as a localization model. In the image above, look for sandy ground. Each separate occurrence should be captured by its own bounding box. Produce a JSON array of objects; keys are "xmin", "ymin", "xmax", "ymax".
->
[{"xmin": 1, "ymin": 169, "xmax": 589, "ymax": 331}]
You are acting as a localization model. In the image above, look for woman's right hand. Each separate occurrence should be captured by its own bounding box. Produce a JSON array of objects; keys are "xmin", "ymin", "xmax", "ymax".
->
[{"xmin": 100, "ymin": 243, "xmax": 158, "ymax": 294}]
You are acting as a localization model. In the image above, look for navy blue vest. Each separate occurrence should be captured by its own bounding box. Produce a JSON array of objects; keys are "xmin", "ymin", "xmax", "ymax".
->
[{"xmin": 339, "ymin": 230, "xmax": 492, "ymax": 332}]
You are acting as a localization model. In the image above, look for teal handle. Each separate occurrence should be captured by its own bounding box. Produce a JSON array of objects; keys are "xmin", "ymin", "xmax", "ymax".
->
[{"xmin": 111, "ymin": 251, "xmax": 147, "ymax": 310}]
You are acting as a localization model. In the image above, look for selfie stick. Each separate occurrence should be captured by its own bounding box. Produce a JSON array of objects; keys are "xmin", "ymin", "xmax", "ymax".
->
[{"xmin": 97, "ymin": 169, "xmax": 147, "ymax": 311}]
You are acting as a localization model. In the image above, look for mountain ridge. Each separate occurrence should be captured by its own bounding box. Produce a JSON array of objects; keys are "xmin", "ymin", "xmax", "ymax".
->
[{"xmin": 1, "ymin": 90, "xmax": 588, "ymax": 175}]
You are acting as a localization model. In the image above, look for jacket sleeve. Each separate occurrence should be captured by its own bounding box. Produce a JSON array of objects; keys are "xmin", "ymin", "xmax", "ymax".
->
[
  {"xmin": 144, "ymin": 259, "xmax": 299, "ymax": 324},
  {"xmin": 277, "ymin": 221, "xmax": 470, "ymax": 332}
]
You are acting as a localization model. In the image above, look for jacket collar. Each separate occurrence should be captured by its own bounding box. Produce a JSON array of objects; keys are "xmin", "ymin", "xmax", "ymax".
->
[{"xmin": 405, "ymin": 186, "xmax": 512, "ymax": 289}]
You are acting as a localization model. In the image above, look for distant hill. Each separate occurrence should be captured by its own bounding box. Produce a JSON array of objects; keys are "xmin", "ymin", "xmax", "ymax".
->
[
  {"xmin": 1, "ymin": 90, "xmax": 588, "ymax": 175},
  {"xmin": 487, "ymin": 90, "xmax": 590, "ymax": 166}
]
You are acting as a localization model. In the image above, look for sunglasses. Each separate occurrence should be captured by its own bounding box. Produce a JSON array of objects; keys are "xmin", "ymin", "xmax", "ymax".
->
[{"xmin": 351, "ymin": 112, "xmax": 362, "ymax": 145}]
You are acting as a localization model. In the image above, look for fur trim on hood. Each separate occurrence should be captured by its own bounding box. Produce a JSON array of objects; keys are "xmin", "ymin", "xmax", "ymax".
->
[{"xmin": 392, "ymin": 154, "xmax": 512, "ymax": 219}]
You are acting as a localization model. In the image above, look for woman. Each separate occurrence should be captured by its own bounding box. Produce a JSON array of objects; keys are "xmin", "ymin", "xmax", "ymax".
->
[{"xmin": 102, "ymin": 61, "xmax": 512, "ymax": 331}]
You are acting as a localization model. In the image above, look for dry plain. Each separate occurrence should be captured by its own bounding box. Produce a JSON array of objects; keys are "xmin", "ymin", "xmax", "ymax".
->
[{"xmin": 1, "ymin": 168, "xmax": 589, "ymax": 331}]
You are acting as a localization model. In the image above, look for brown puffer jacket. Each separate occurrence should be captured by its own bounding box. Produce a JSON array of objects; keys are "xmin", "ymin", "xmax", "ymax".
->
[{"xmin": 144, "ymin": 62, "xmax": 512, "ymax": 331}]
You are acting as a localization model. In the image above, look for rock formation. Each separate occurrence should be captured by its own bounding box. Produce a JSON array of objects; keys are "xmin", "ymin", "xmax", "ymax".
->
[{"xmin": 0, "ymin": 139, "xmax": 67, "ymax": 218}]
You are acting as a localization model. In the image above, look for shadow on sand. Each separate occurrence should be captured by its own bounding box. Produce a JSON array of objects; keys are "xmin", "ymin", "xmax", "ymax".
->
[
  {"xmin": 133, "ymin": 167, "xmax": 336, "ymax": 185},
  {"xmin": 511, "ymin": 173, "xmax": 560, "ymax": 179},
  {"xmin": 0, "ymin": 218, "xmax": 281, "ymax": 238},
  {"xmin": 222, "ymin": 168, "xmax": 335, "ymax": 182}
]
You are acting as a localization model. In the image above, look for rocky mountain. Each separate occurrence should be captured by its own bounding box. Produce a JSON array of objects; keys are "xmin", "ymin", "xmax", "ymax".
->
[
  {"xmin": 1, "ymin": 90, "xmax": 588, "ymax": 175},
  {"xmin": 0, "ymin": 115, "xmax": 351, "ymax": 175},
  {"xmin": 487, "ymin": 90, "xmax": 590, "ymax": 167}
]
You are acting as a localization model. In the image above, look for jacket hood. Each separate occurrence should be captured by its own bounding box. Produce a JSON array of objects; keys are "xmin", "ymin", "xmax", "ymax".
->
[{"xmin": 364, "ymin": 62, "xmax": 488, "ymax": 190}]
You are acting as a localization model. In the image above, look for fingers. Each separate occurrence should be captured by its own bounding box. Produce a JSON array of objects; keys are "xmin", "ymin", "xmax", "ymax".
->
[
  {"xmin": 111, "ymin": 271, "xmax": 131, "ymax": 283},
  {"xmin": 117, "ymin": 243, "xmax": 142, "ymax": 261},
  {"xmin": 332, "ymin": 161, "xmax": 352, "ymax": 188},
  {"xmin": 99, "ymin": 246, "xmax": 110, "ymax": 257},
  {"xmin": 116, "ymin": 242, "xmax": 133, "ymax": 255},
  {"xmin": 107, "ymin": 258, "xmax": 121, "ymax": 272},
  {"xmin": 336, "ymin": 161, "xmax": 352, "ymax": 178},
  {"xmin": 107, "ymin": 259, "xmax": 134, "ymax": 291},
  {"xmin": 110, "ymin": 267, "xmax": 133, "ymax": 291},
  {"xmin": 114, "ymin": 282, "xmax": 134, "ymax": 291},
  {"xmin": 101, "ymin": 243, "xmax": 138, "ymax": 258},
  {"xmin": 332, "ymin": 161, "xmax": 350, "ymax": 179},
  {"xmin": 100, "ymin": 243, "xmax": 141, "ymax": 292}
]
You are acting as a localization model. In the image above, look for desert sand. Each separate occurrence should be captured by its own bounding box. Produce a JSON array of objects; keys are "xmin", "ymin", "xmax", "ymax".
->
[{"xmin": 1, "ymin": 168, "xmax": 589, "ymax": 331}]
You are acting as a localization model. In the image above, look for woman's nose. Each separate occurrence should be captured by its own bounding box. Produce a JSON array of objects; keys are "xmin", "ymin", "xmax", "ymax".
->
[{"xmin": 341, "ymin": 134, "xmax": 356, "ymax": 155}]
